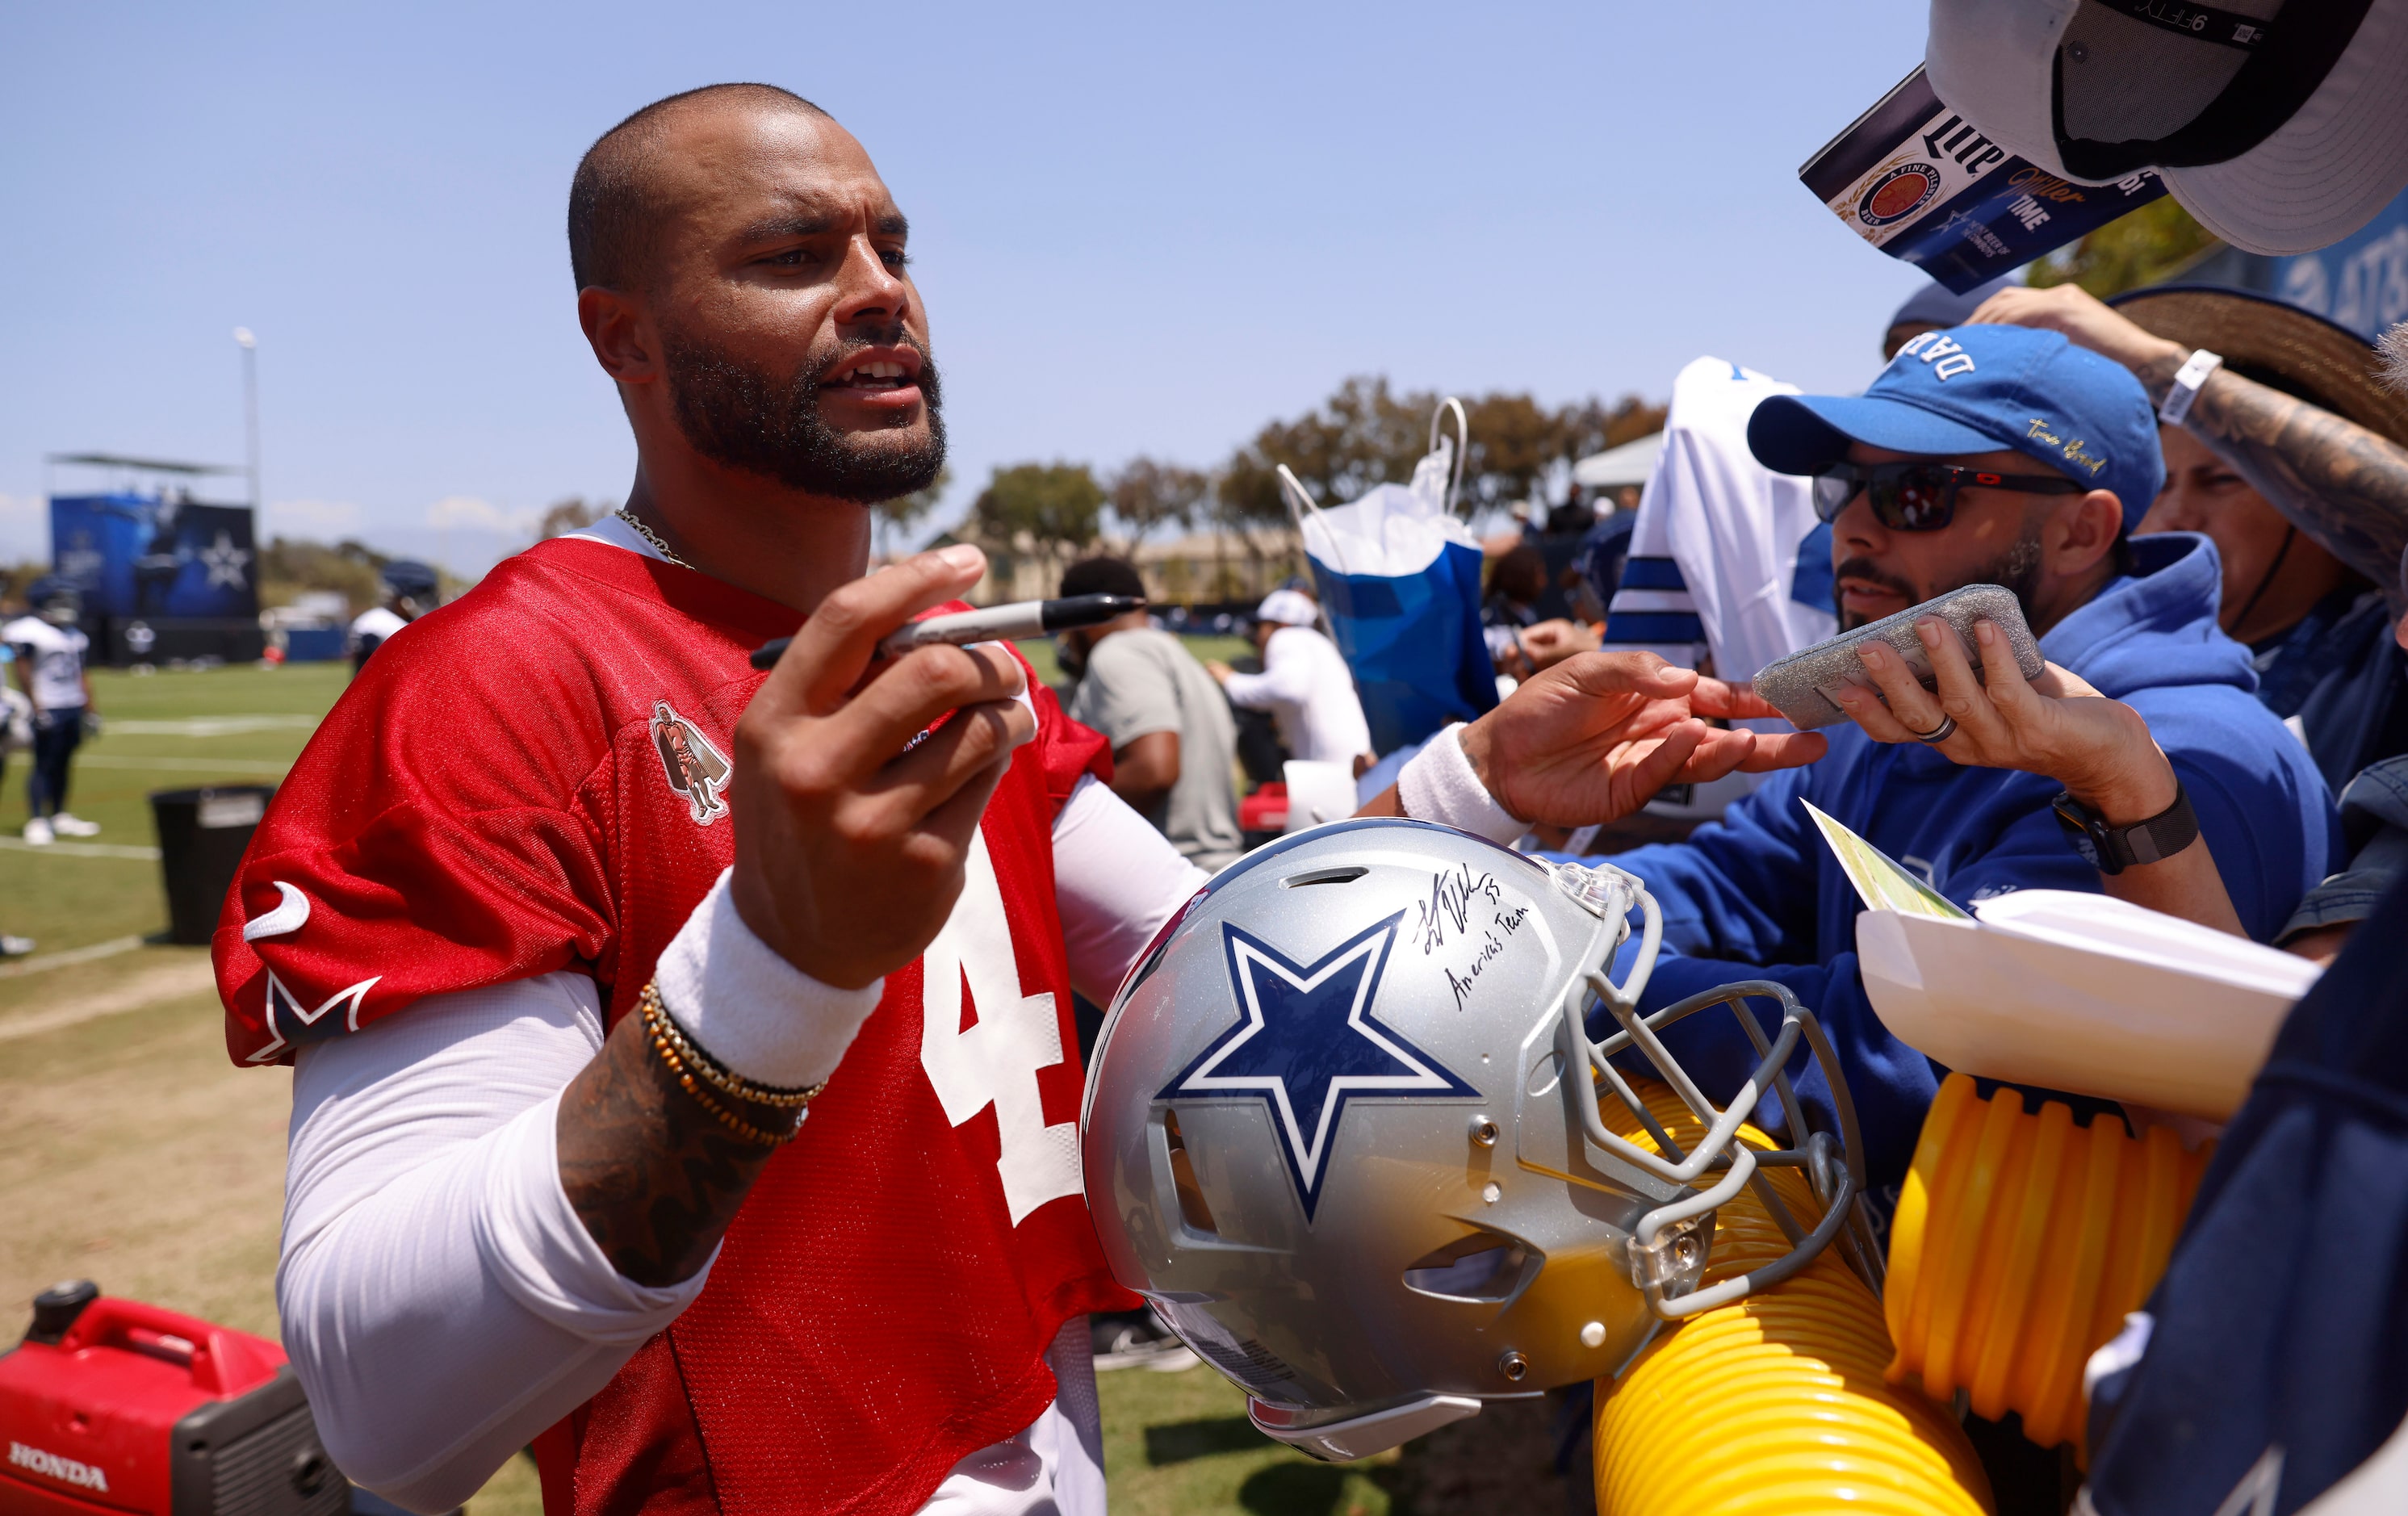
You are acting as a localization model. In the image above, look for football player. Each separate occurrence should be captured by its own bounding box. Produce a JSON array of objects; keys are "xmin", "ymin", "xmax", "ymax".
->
[
  {"xmin": 214, "ymin": 84, "xmax": 1822, "ymax": 1516},
  {"xmin": 4, "ymin": 576, "xmax": 101, "ymax": 845},
  {"xmin": 346, "ymin": 559, "xmax": 438, "ymax": 673}
]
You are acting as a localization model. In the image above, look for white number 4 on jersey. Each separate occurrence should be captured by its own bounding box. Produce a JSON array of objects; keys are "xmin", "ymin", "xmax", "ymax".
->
[{"xmin": 919, "ymin": 832, "xmax": 1083, "ymax": 1225}]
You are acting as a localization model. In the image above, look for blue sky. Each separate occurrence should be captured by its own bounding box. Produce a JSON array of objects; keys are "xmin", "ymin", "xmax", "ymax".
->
[{"xmin": 0, "ymin": 1, "xmax": 1942, "ymax": 575}]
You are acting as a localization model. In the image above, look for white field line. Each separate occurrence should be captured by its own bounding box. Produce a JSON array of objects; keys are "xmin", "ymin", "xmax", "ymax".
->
[
  {"xmin": 0, "ymin": 936, "xmax": 148, "ymax": 980},
  {"xmin": 105, "ymin": 715, "xmax": 319, "ymax": 737},
  {"xmin": 0, "ymin": 958, "xmax": 220, "ymax": 1042},
  {"xmin": 74, "ymin": 755, "xmax": 289, "ymax": 776},
  {"xmin": 0, "ymin": 835, "xmax": 162, "ymax": 861}
]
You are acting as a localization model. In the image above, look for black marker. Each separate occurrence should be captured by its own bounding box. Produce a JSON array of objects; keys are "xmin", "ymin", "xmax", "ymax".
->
[{"xmin": 749, "ymin": 593, "xmax": 1145, "ymax": 671}]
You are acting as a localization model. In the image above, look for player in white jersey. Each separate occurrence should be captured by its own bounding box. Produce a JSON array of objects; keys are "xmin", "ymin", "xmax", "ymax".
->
[{"xmin": 3, "ymin": 577, "xmax": 100, "ymax": 846}]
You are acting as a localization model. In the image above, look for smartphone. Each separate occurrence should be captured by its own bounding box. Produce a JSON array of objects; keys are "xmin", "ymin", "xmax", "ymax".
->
[{"xmin": 1750, "ymin": 584, "xmax": 2043, "ymax": 731}]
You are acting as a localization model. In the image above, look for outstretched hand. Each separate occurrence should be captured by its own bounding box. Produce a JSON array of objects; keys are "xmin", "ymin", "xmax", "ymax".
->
[{"xmin": 1456, "ymin": 651, "xmax": 1827, "ymax": 827}]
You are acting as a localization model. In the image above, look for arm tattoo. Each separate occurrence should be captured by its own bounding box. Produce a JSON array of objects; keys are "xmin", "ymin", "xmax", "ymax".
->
[
  {"xmin": 555, "ymin": 1007, "xmax": 783, "ymax": 1288},
  {"xmin": 2150, "ymin": 354, "xmax": 2408, "ymax": 607}
]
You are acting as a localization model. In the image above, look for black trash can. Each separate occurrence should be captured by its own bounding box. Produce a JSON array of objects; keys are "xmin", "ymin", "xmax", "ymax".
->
[{"xmin": 151, "ymin": 786, "xmax": 274, "ymax": 946}]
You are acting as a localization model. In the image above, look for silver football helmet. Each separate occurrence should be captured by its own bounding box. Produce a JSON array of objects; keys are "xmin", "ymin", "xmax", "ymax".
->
[{"xmin": 1080, "ymin": 819, "xmax": 1878, "ymax": 1460}]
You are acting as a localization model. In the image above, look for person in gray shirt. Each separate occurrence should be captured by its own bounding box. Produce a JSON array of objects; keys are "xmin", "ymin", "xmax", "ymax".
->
[{"xmin": 1057, "ymin": 556, "xmax": 1243, "ymax": 874}]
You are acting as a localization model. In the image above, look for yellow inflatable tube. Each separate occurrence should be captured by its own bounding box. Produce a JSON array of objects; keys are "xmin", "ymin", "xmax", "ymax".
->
[
  {"xmin": 1884, "ymin": 1073, "xmax": 2214, "ymax": 1458},
  {"xmin": 1593, "ymin": 1082, "xmax": 1992, "ymax": 1515}
]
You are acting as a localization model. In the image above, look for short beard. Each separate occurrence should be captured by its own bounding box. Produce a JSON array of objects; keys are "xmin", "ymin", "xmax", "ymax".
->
[
  {"xmin": 659, "ymin": 324, "xmax": 947, "ymax": 503},
  {"xmin": 1974, "ymin": 524, "xmax": 2050, "ymax": 622},
  {"xmin": 1834, "ymin": 524, "xmax": 2047, "ymax": 632}
]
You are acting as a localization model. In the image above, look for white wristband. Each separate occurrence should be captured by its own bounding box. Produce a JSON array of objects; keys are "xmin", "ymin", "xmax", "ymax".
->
[
  {"xmin": 1397, "ymin": 723, "xmax": 1531, "ymax": 848},
  {"xmin": 2158, "ymin": 348, "xmax": 2222, "ymax": 426},
  {"xmin": 652, "ymin": 869, "xmax": 884, "ymax": 1090}
]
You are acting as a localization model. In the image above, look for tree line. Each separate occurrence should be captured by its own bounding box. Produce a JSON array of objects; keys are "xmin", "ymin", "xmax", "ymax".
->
[
  {"xmin": 195, "ymin": 373, "xmax": 1660, "ymax": 613},
  {"xmin": 957, "ymin": 376, "xmax": 1664, "ymax": 575}
]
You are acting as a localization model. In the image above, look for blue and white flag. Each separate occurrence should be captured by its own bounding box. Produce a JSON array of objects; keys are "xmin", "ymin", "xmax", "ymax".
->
[{"xmin": 1602, "ymin": 356, "xmax": 1835, "ymax": 689}]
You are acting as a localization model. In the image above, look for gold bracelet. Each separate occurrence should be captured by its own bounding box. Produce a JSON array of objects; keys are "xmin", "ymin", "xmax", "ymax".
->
[
  {"xmin": 639, "ymin": 981, "xmax": 829, "ymax": 1110},
  {"xmin": 642, "ymin": 1000, "xmax": 800, "ymax": 1149}
]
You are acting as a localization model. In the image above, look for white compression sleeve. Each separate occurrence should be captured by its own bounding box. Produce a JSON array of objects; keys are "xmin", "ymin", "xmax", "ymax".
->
[
  {"xmin": 281, "ymin": 972, "xmax": 697, "ymax": 1514},
  {"xmin": 280, "ymin": 871, "xmax": 891, "ymax": 1514},
  {"xmin": 1049, "ymin": 773, "xmax": 1211, "ymax": 1003}
]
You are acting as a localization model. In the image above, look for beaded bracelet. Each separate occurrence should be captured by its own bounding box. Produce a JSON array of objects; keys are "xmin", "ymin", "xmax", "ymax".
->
[
  {"xmin": 638, "ymin": 988, "xmax": 811, "ymax": 1150},
  {"xmin": 639, "ymin": 981, "xmax": 828, "ymax": 1108}
]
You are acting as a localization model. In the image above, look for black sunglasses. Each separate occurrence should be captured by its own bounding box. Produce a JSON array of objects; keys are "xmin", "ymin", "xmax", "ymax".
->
[{"xmin": 1811, "ymin": 460, "xmax": 2087, "ymax": 531}]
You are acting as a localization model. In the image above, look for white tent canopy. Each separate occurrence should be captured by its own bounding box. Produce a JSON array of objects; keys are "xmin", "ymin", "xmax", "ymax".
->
[{"xmin": 1571, "ymin": 431, "xmax": 1664, "ymax": 489}]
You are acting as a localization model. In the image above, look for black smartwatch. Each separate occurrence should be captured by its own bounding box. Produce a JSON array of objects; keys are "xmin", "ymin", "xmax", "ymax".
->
[{"xmin": 2051, "ymin": 783, "xmax": 2199, "ymax": 875}]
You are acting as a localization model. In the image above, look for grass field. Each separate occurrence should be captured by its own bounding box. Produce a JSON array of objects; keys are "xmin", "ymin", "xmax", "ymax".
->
[{"xmin": 0, "ymin": 651, "xmax": 1573, "ymax": 1515}]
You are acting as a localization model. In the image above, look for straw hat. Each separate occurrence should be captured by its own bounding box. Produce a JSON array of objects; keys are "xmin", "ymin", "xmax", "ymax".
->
[{"xmin": 2108, "ymin": 284, "xmax": 2408, "ymax": 446}]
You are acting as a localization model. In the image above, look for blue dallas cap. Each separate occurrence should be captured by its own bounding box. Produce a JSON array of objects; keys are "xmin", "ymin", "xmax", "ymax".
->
[{"xmin": 1748, "ymin": 324, "xmax": 2164, "ymax": 534}]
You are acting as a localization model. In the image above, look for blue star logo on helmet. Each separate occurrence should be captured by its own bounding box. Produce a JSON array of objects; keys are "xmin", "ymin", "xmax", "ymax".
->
[{"xmin": 1159, "ymin": 913, "xmax": 1476, "ymax": 1221}]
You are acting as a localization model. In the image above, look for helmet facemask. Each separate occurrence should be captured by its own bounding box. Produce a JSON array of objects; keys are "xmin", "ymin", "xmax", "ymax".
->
[{"xmin": 1551, "ymin": 857, "xmax": 1884, "ymax": 1319}]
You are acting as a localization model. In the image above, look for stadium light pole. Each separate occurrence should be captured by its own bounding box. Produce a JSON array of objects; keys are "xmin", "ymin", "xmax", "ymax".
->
[{"xmin": 232, "ymin": 326, "xmax": 260, "ymax": 510}]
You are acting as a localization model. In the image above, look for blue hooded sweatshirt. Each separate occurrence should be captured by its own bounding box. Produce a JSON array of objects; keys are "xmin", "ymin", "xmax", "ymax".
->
[{"xmin": 1584, "ymin": 533, "xmax": 2342, "ymax": 1203}]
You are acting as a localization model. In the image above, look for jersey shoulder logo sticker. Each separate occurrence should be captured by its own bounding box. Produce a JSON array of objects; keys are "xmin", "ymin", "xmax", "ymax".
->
[
  {"xmin": 237, "ymin": 879, "xmax": 381, "ymax": 1064},
  {"xmin": 651, "ymin": 701, "xmax": 731, "ymax": 826},
  {"xmin": 1160, "ymin": 911, "xmax": 1475, "ymax": 1221}
]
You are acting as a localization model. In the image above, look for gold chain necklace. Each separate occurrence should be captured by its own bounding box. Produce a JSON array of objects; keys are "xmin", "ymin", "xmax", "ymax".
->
[{"xmin": 614, "ymin": 509, "xmax": 696, "ymax": 571}]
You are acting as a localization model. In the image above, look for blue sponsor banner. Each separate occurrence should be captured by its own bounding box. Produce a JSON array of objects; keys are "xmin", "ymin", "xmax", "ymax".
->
[
  {"xmin": 51, "ymin": 494, "xmax": 258, "ymax": 620},
  {"xmin": 2269, "ymin": 189, "xmax": 2408, "ymax": 341},
  {"xmin": 1803, "ymin": 67, "xmax": 2167, "ymax": 295}
]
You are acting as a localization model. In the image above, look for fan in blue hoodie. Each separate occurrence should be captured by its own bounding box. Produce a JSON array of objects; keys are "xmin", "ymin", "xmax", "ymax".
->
[{"xmin": 1578, "ymin": 324, "xmax": 2341, "ymax": 1204}]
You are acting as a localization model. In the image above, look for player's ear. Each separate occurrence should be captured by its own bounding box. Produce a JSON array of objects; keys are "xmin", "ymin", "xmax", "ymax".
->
[{"xmin": 578, "ymin": 286, "xmax": 659, "ymax": 387}]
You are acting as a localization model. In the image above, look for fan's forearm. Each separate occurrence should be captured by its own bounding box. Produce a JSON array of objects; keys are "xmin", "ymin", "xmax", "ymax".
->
[{"xmin": 2145, "ymin": 354, "xmax": 2408, "ymax": 605}]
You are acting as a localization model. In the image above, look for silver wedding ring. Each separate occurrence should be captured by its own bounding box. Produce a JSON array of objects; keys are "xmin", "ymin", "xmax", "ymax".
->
[{"xmin": 1908, "ymin": 714, "xmax": 1958, "ymax": 744}]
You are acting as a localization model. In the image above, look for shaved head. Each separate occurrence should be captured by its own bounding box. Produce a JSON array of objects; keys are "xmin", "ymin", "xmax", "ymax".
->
[
  {"xmin": 567, "ymin": 82, "xmax": 831, "ymax": 292},
  {"xmin": 568, "ymin": 86, "xmax": 943, "ymax": 505}
]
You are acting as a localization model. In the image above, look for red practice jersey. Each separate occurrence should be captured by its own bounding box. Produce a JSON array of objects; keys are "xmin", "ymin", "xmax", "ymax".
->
[{"xmin": 212, "ymin": 538, "xmax": 1137, "ymax": 1515}]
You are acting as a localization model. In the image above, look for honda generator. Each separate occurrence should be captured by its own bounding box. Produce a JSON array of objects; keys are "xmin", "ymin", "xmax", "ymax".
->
[{"xmin": 0, "ymin": 1282, "xmax": 347, "ymax": 1516}]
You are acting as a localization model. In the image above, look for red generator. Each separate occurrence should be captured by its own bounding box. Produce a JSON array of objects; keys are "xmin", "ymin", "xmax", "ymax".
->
[{"xmin": 0, "ymin": 1282, "xmax": 347, "ymax": 1516}]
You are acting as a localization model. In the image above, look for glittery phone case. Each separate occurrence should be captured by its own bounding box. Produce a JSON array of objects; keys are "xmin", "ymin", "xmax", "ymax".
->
[{"xmin": 1750, "ymin": 583, "xmax": 2043, "ymax": 731}]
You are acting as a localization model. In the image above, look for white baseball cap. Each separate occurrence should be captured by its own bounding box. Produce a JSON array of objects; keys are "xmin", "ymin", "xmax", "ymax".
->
[
  {"xmin": 1926, "ymin": 0, "xmax": 2408, "ymax": 255},
  {"xmin": 1254, "ymin": 588, "xmax": 1321, "ymax": 626}
]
